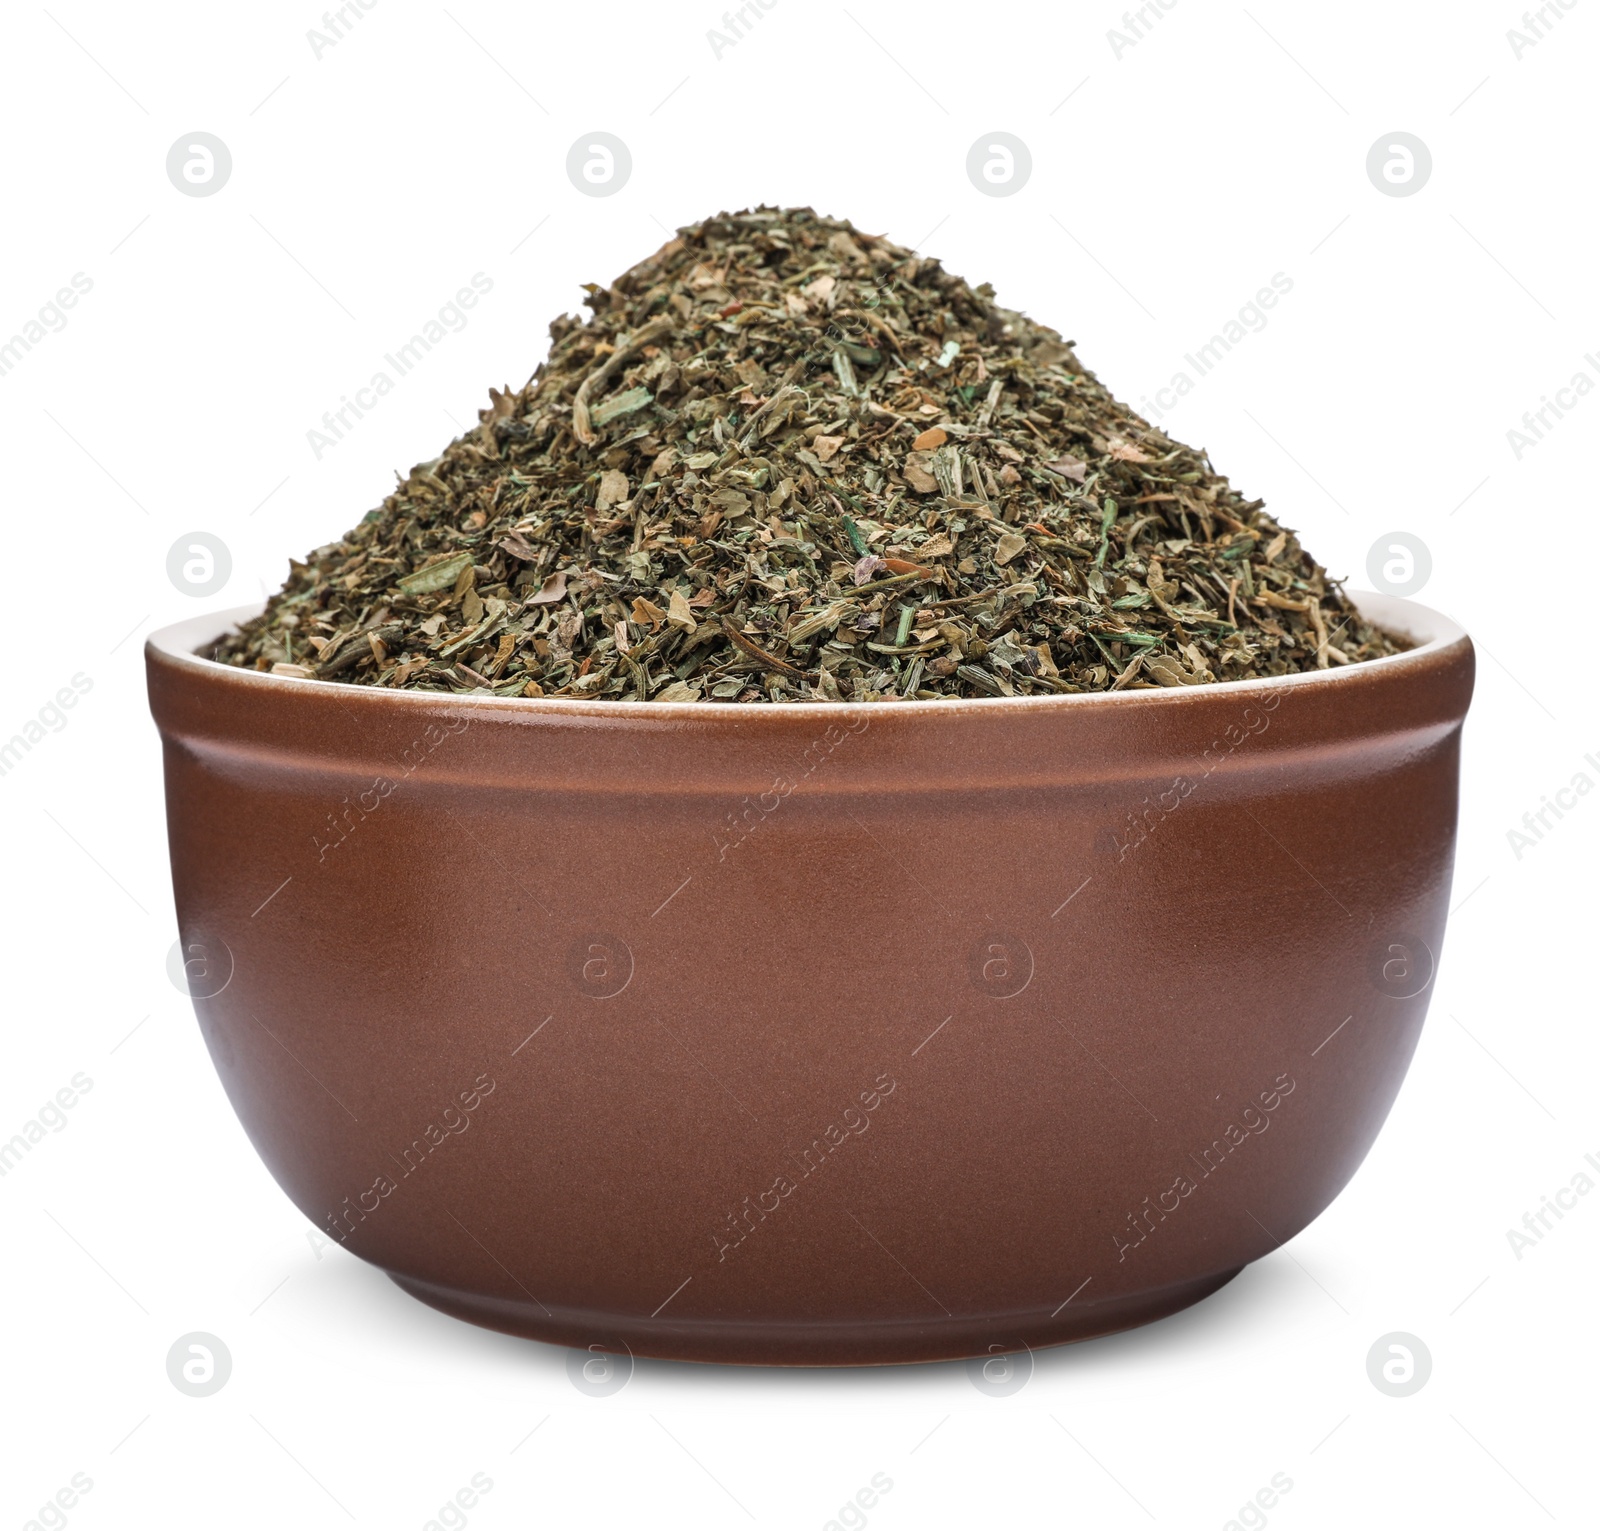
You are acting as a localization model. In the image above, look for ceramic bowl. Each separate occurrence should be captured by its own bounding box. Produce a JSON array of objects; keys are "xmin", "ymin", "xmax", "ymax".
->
[{"xmin": 147, "ymin": 591, "xmax": 1472, "ymax": 1365}]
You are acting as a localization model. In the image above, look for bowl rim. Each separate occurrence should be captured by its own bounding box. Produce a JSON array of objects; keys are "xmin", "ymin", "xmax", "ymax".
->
[{"xmin": 147, "ymin": 589, "xmax": 1469, "ymax": 719}]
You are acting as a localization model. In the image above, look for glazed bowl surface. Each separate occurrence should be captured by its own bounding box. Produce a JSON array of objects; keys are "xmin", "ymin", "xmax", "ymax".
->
[{"xmin": 147, "ymin": 591, "xmax": 1472, "ymax": 1364}]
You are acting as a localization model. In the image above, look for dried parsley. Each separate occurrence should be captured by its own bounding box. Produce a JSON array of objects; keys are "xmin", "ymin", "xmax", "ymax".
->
[{"xmin": 215, "ymin": 207, "xmax": 1405, "ymax": 701}]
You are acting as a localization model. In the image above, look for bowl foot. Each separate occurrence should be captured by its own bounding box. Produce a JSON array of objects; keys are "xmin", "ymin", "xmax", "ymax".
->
[{"xmin": 385, "ymin": 1265, "xmax": 1245, "ymax": 1366}]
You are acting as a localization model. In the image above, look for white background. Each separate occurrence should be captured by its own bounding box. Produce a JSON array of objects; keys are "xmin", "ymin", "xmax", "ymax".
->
[{"xmin": 2, "ymin": 1, "xmax": 1595, "ymax": 1527}]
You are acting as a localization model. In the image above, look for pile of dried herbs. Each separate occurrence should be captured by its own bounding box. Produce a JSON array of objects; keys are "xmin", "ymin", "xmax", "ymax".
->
[{"xmin": 216, "ymin": 207, "xmax": 1404, "ymax": 701}]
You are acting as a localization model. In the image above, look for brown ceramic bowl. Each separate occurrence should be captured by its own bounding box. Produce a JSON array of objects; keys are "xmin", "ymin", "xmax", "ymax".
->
[{"xmin": 147, "ymin": 591, "xmax": 1471, "ymax": 1366}]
